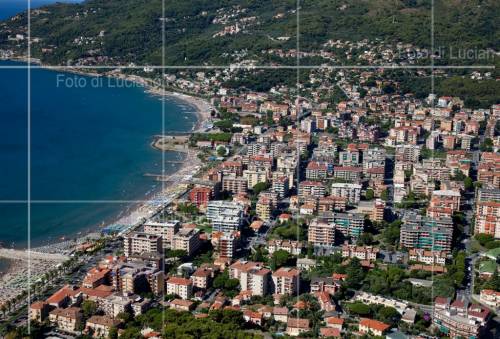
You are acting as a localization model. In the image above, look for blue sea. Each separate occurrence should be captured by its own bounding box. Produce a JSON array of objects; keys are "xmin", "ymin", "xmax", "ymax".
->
[
  {"xmin": 0, "ymin": 0, "xmax": 82, "ymax": 20},
  {"xmin": 0, "ymin": 59, "xmax": 198, "ymax": 248}
]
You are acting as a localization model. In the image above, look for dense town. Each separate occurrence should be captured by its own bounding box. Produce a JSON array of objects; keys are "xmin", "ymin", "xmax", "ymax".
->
[
  {"xmin": 15, "ymin": 60, "xmax": 499, "ymax": 339},
  {"xmin": 0, "ymin": 2, "xmax": 499, "ymax": 339}
]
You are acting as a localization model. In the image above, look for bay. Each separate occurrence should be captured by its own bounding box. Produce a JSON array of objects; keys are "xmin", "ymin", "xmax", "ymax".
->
[{"xmin": 0, "ymin": 60, "xmax": 198, "ymax": 247}]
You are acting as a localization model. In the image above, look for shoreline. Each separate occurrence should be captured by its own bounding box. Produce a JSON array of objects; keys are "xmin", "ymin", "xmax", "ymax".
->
[
  {"xmin": 5, "ymin": 57, "xmax": 214, "ymax": 132},
  {"xmin": 0, "ymin": 58, "xmax": 211, "ymax": 304},
  {"xmin": 0, "ymin": 57, "xmax": 213, "ymax": 250}
]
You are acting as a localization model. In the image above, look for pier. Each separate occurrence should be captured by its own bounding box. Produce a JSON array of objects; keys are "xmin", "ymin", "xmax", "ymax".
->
[{"xmin": 151, "ymin": 134, "xmax": 191, "ymax": 153}]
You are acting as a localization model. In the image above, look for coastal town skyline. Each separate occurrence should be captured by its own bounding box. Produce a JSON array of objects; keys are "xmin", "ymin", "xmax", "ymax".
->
[{"xmin": 0, "ymin": 0, "xmax": 499, "ymax": 338}]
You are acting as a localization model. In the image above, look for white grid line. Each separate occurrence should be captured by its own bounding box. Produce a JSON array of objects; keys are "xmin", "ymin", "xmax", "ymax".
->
[
  {"xmin": 431, "ymin": 0, "xmax": 436, "ymax": 320},
  {"xmin": 0, "ymin": 200, "xmax": 178, "ymax": 204},
  {"xmin": 27, "ymin": 0, "xmax": 32, "ymax": 333},
  {"xmin": 0, "ymin": 65, "xmax": 494, "ymax": 70},
  {"xmin": 162, "ymin": 0, "xmax": 166, "ymax": 331},
  {"xmin": 295, "ymin": 0, "xmax": 301, "ymax": 318}
]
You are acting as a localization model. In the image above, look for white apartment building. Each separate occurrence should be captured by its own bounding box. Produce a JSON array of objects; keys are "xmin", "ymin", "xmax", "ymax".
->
[
  {"xmin": 143, "ymin": 220, "xmax": 180, "ymax": 249},
  {"xmin": 124, "ymin": 232, "xmax": 162, "ymax": 257},
  {"xmin": 331, "ymin": 183, "xmax": 362, "ymax": 204},
  {"xmin": 166, "ymin": 277, "xmax": 193, "ymax": 300},
  {"xmin": 207, "ymin": 201, "xmax": 245, "ymax": 233}
]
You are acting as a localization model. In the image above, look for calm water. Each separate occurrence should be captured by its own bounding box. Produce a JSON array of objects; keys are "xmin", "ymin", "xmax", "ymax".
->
[
  {"xmin": 0, "ymin": 60, "xmax": 198, "ymax": 247},
  {"xmin": 0, "ymin": 0, "xmax": 82, "ymax": 20}
]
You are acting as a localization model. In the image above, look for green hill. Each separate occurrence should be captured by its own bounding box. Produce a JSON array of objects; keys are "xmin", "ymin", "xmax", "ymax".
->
[{"xmin": 0, "ymin": 0, "xmax": 498, "ymax": 66}]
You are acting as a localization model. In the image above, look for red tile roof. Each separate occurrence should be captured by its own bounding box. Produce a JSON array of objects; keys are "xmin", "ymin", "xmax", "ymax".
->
[{"xmin": 359, "ymin": 318, "xmax": 390, "ymax": 332}]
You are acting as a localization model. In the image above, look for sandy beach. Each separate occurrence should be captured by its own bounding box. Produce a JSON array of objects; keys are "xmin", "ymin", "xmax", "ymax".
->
[{"xmin": 0, "ymin": 248, "xmax": 70, "ymax": 304}]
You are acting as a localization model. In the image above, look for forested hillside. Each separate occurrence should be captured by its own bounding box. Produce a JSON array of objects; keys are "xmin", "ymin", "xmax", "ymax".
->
[{"xmin": 0, "ymin": 0, "xmax": 498, "ymax": 66}]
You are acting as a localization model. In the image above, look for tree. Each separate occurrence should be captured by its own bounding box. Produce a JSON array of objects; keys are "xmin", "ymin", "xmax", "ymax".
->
[
  {"xmin": 451, "ymin": 169, "xmax": 466, "ymax": 181},
  {"xmin": 270, "ymin": 250, "xmax": 291, "ymax": 270},
  {"xmin": 217, "ymin": 146, "xmax": 227, "ymax": 157},
  {"xmin": 117, "ymin": 311, "xmax": 132, "ymax": 323},
  {"xmin": 365, "ymin": 189, "xmax": 375, "ymax": 200},
  {"xmin": 464, "ymin": 177, "xmax": 473, "ymax": 191},
  {"xmin": 213, "ymin": 269, "xmax": 240, "ymax": 297},
  {"xmin": 480, "ymin": 138, "xmax": 493, "ymax": 152},
  {"xmin": 383, "ymin": 220, "xmax": 402, "ymax": 246},
  {"xmin": 381, "ymin": 189, "xmax": 389, "ymax": 201},
  {"xmin": 251, "ymin": 246, "xmax": 268, "ymax": 263},
  {"xmin": 108, "ymin": 327, "xmax": 119, "ymax": 339},
  {"xmin": 345, "ymin": 258, "xmax": 365, "ymax": 289},
  {"xmin": 357, "ymin": 232, "xmax": 374, "ymax": 246},
  {"xmin": 377, "ymin": 306, "xmax": 401, "ymax": 325},
  {"xmin": 209, "ymin": 309, "xmax": 244, "ymax": 326},
  {"xmin": 474, "ymin": 233, "xmax": 494, "ymax": 247},
  {"xmin": 346, "ymin": 302, "xmax": 371, "ymax": 316},
  {"xmin": 252, "ymin": 182, "xmax": 269, "ymax": 195},
  {"xmin": 81, "ymin": 300, "xmax": 97, "ymax": 318}
]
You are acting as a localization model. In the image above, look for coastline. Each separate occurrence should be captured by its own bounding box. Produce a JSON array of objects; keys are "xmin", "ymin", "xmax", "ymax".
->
[
  {"xmin": 0, "ymin": 60, "xmax": 212, "ymax": 304},
  {"xmin": 5, "ymin": 57, "xmax": 214, "ymax": 131}
]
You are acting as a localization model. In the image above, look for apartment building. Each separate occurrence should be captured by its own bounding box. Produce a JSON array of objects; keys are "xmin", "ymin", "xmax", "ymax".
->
[
  {"xmin": 206, "ymin": 200, "xmax": 244, "ymax": 233},
  {"xmin": 400, "ymin": 214, "xmax": 453, "ymax": 253},
  {"xmin": 318, "ymin": 196, "xmax": 347, "ymax": 212},
  {"xmin": 49, "ymin": 307, "xmax": 83, "ymax": 333},
  {"xmin": 363, "ymin": 148, "xmax": 386, "ymax": 169},
  {"xmin": 333, "ymin": 166, "xmax": 362, "ymax": 182},
  {"xmin": 272, "ymin": 175, "xmax": 290, "ymax": 198},
  {"xmin": 272, "ymin": 267, "xmax": 300, "ymax": 295},
  {"xmin": 220, "ymin": 160, "xmax": 244, "ymax": 176},
  {"xmin": 478, "ymin": 188, "xmax": 500, "ymax": 202},
  {"xmin": 427, "ymin": 190, "xmax": 461, "ymax": 219},
  {"xmin": 267, "ymin": 240, "xmax": 304, "ymax": 256},
  {"xmin": 395, "ymin": 144, "xmax": 421, "ymax": 163},
  {"xmin": 331, "ymin": 183, "xmax": 362, "ymax": 204},
  {"xmin": 229, "ymin": 260, "xmax": 264, "ymax": 280},
  {"xmin": 85, "ymin": 315, "xmax": 121, "ymax": 338},
  {"xmin": 408, "ymin": 249, "xmax": 447, "ymax": 265},
  {"xmin": 100, "ymin": 293, "xmax": 132, "ymax": 318},
  {"xmin": 477, "ymin": 152, "xmax": 500, "ymax": 189},
  {"xmin": 433, "ymin": 297, "xmax": 490, "ymax": 339},
  {"xmin": 339, "ymin": 150, "xmax": 360, "ymax": 166},
  {"xmin": 166, "ymin": 277, "xmax": 193, "ymax": 300},
  {"xmin": 190, "ymin": 267, "xmax": 214, "ymax": 290},
  {"xmin": 222, "ymin": 174, "xmax": 248, "ymax": 194},
  {"xmin": 479, "ymin": 289, "xmax": 500, "ymax": 309},
  {"xmin": 124, "ymin": 232, "xmax": 162, "ymax": 257},
  {"xmin": 188, "ymin": 186, "xmax": 213, "ymax": 208},
  {"xmin": 306, "ymin": 161, "xmax": 329, "ymax": 180},
  {"xmin": 308, "ymin": 219, "xmax": 336, "ymax": 248},
  {"xmin": 474, "ymin": 201, "xmax": 500, "ymax": 238},
  {"xmin": 243, "ymin": 169, "xmax": 268, "ymax": 189},
  {"xmin": 319, "ymin": 212, "xmax": 365, "ymax": 241},
  {"xmin": 240, "ymin": 267, "xmax": 272, "ymax": 296},
  {"xmin": 143, "ymin": 220, "xmax": 180, "ymax": 249},
  {"xmin": 475, "ymin": 188, "xmax": 500, "ymax": 238},
  {"xmin": 341, "ymin": 244, "xmax": 379, "ymax": 261},
  {"xmin": 299, "ymin": 180, "xmax": 326, "ymax": 198},
  {"xmin": 414, "ymin": 159, "xmax": 451, "ymax": 182},
  {"xmin": 172, "ymin": 228, "xmax": 201, "ymax": 256},
  {"xmin": 256, "ymin": 196, "xmax": 272, "ymax": 221},
  {"xmin": 217, "ymin": 232, "xmax": 237, "ymax": 259}
]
